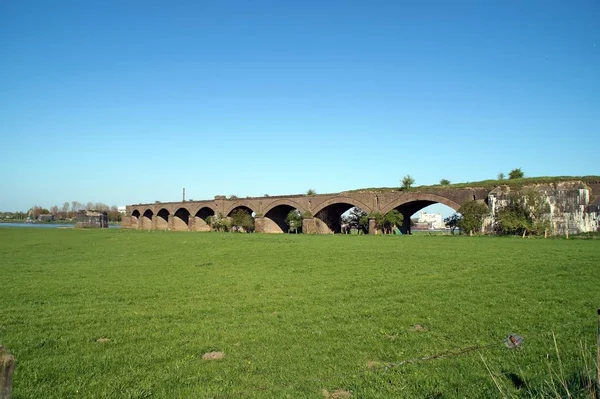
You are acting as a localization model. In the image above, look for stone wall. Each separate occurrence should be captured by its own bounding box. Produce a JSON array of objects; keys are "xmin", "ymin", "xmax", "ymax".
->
[{"xmin": 485, "ymin": 181, "xmax": 599, "ymax": 235}]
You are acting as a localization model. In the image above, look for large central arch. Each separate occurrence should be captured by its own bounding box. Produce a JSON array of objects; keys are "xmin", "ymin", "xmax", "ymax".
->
[{"xmin": 381, "ymin": 193, "xmax": 461, "ymax": 234}]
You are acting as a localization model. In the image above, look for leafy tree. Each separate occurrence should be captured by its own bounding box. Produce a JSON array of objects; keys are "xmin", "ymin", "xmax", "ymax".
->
[
  {"xmin": 306, "ymin": 189, "xmax": 316, "ymax": 195},
  {"xmin": 207, "ymin": 213, "xmax": 231, "ymax": 232},
  {"xmin": 508, "ymin": 168, "xmax": 524, "ymax": 179},
  {"xmin": 285, "ymin": 209, "xmax": 303, "ymax": 233},
  {"xmin": 444, "ymin": 213, "xmax": 462, "ymax": 234},
  {"xmin": 496, "ymin": 190, "xmax": 550, "ymax": 236},
  {"xmin": 401, "ymin": 175, "xmax": 415, "ymax": 190},
  {"xmin": 497, "ymin": 172, "xmax": 505, "ymax": 181},
  {"xmin": 342, "ymin": 207, "xmax": 369, "ymax": 233},
  {"xmin": 108, "ymin": 205, "xmax": 122, "ymax": 222},
  {"xmin": 383, "ymin": 209, "xmax": 404, "ymax": 234},
  {"xmin": 457, "ymin": 201, "xmax": 489, "ymax": 235},
  {"xmin": 230, "ymin": 209, "xmax": 254, "ymax": 232},
  {"xmin": 228, "ymin": 195, "xmax": 239, "ymax": 200},
  {"xmin": 496, "ymin": 203, "xmax": 530, "ymax": 236},
  {"xmin": 440, "ymin": 179, "xmax": 450, "ymax": 185}
]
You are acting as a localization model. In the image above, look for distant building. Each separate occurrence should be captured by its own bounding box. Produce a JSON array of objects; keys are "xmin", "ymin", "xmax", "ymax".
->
[
  {"xmin": 37, "ymin": 214, "xmax": 55, "ymax": 222},
  {"xmin": 75, "ymin": 210, "xmax": 108, "ymax": 228},
  {"xmin": 417, "ymin": 211, "xmax": 444, "ymax": 229},
  {"xmin": 118, "ymin": 206, "xmax": 126, "ymax": 214}
]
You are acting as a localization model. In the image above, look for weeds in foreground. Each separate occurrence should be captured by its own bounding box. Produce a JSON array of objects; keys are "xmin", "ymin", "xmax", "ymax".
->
[{"xmin": 482, "ymin": 333, "xmax": 598, "ymax": 398}]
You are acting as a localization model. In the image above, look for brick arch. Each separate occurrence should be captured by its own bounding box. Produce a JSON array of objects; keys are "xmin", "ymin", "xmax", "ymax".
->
[
  {"xmin": 130, "ymin": 207, "xmax": 145, "ymax": 217},
  {"xmin": 172, "ymin": 207, "xmax": 191, "ymax": 231},
  {"xmin": 156, "ymin": 208, "xmax": 170, "ymax": 230},
  {"xmin": 192, "ymin": 206, "xmax": 215, "ymax": 232},
  {"xmin": 263, "ymin": 198, "xmax": 307, "ymax": 215},
  {"xmin": 189, "ymin": 204, "xmax": 216, "ymax": 217},
  {"xmin": 224, "ymin": 201, "xmax": 257, "ymax": 217},
  {"xmin": 380, "ymin": 193, "xmax": 461, "ymax": 214},
  {"xmin": 311, "ymin": 196, "xmax": 374, "ymax": 216},
  {"xmin": 141, "ymin": 208, "xmax": 154, "ymax": 230}
]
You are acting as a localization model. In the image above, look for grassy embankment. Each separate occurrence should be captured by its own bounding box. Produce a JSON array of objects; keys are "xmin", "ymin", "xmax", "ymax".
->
[
  {"xmin": 346, "ymin": 175, "xmax": 600, "ymax": 193},
  {"xmin": 1, "ymin": 228, "xmax": 598, "ymax": 398}
]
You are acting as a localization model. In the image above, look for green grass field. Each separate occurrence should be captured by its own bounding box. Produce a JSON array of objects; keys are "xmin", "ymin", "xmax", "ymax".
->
[{"xmin": 1, "ymin": 228, "xmax": 598, "ymax": 398}]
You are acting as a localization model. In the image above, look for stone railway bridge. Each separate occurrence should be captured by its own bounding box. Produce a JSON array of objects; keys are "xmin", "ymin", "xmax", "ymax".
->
[{"xmin": 122, "ymin": 188, "xmax": 491, "ymax": 234}]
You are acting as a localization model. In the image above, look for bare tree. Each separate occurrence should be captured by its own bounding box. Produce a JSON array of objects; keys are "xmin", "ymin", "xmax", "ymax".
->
[{"xmin": 71, "ymin": 201, "xmax": 82, "ymax": 213}]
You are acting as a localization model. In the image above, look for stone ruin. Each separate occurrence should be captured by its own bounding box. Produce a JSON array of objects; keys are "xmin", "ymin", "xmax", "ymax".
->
[{"xmin": 75, "ymin": 210, "xmax": 109, "ymax": 228}]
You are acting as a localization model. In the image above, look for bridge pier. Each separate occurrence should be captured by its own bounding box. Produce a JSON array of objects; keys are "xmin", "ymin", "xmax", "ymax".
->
[
  {"xmin": 368, "ymin": 219, "xmax": 376, "ymax": 235},
  {"xmin": 254, "ymin": 217, "xmax": 265, "ymax": 233},
  {"xmin": 401, "ymin": 215, "xmax": 412, "ymax": 235}
]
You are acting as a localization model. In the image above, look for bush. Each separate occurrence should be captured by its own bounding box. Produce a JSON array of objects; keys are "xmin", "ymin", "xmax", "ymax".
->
[{"xmin": 458, "ymin": 201, "xmax": 489, "ymax": 235}]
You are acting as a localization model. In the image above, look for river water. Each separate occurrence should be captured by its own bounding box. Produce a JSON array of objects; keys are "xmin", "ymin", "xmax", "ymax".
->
[{"xmin": 0, "ymin": 223, "xmax": 121, "ymax": 229}]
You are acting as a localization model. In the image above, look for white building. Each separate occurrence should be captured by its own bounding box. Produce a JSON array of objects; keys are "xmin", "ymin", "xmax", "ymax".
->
[
  {"xmin": 118, "ymin": 206, "xmax": 126, "ymax": 214},
  {"xmin": 417, "ymin": 211, "xmax": 444, "ymax": 229}
]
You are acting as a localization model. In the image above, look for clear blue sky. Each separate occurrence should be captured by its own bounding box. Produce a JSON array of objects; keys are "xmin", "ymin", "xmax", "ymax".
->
[{"xmin": 1, "ymin": 0, "xmax": 598, "ymax": 216}]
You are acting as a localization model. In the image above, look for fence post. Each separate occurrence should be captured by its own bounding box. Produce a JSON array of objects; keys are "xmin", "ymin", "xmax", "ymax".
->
[{"xmin": 0, "ymin": 346, "xmax": 15, "ymax": 399}]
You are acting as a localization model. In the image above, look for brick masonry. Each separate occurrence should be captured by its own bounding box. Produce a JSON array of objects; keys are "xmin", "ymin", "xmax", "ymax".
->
[{"xmin": 122, "ymin": 181, "xmax": 599, "ymax": 234}]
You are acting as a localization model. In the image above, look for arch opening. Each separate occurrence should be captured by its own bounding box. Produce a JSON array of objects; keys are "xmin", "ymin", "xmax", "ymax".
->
[
  {"xmin": 194, "ymin": 207, "xmax": 215, "ymax": 232},
  {"xmin": 341, "ymin": 207, "xmax": 369, "ymax": 234},
  {"xmin": 130, "ymin": 210, "xmax": 140, "ymax": 229},
  {"xmin": 142, "ymin": 209, "xmax": 153, "ymax": 230},
  {"xmin": 393, "ymin": 201, "xmax": 459, "ymax": 234},
  {"xmin": 315, "ymin": 203, "xmax": 366, "ymax": 234},
  {"xmin": 228, "ymin": 206, "xmax": 255, "ymax": 232},
  {"xmin": 227, "ymin": 205, "xmax": 254, "ymax": 218},
  {"xmin": 173, "ymin": 208, "xmax": 190, "ymax": 231},
  {"xmin": 264, "ymin": 204, "xmax": 297, "ymax": 234},
  {"xmin": 156, "ymin": 208, "xmax": 170, "ymax": 230}
]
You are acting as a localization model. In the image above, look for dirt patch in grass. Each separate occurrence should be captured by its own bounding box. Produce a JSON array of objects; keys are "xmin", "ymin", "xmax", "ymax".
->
[
  {"xmin": 202, "ymin": 351, "xmax": 224, "ymax": 360},
  {"xmin": 96, "ymin": 338, "xmax": 111, "ymax": 343},
  {"xmin": 367, "ymin": 360, "xmax": 386, "ymax": 369},
  {"xmin": 322, "ymin": 388, "xmax": 352, "ymax": 398},
  {"xmin": 410, "ymin": 324, "xmax": 427, "ymax": 332}
]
